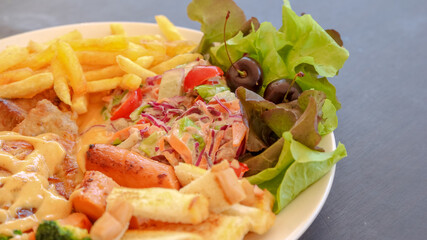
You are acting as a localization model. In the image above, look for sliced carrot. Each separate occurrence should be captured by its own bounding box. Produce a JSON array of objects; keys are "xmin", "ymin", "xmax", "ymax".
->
[
  {"xmin": 167, "ymin": 134, "xmax": 193, "ymax": 164},
  {"xmin": 210, "ymin": 130, "xmax": 224, "ymax": 160},
  {"xmin": 109, "ymin": 124, "xmax": 149, "ymax": 142},
  {"xmin": 70, "ymin": 171, "xmax": 119, "ymax": 221},
  {"xmin": 232, "ymin": 121, "xmax": 247, "ymax": 147},
  {"xmin": 163, "ymin": 151, "xmax": 179, "ymax": 166},
  {"xmin": 86, "ymin": 144, "xmax": 180, "ymax": 189},
  {"xmin": 58, "ymin": 212, "xmax": 93, "ymax": 231}
]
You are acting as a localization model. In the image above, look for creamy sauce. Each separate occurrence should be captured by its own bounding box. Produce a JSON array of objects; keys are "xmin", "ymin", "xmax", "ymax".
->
[
  {"xmin": 0, "ymin": 132, "xmax": 71, "ymax": 235},
  {"xmin": 76, "ymin": 94, "xmax": 112, "ymax": 172}
]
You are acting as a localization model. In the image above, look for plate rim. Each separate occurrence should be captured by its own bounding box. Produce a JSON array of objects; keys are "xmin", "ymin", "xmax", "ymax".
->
[{"xmin": 0, "ymin": 22, "xmax": 337, "ymax": 240}]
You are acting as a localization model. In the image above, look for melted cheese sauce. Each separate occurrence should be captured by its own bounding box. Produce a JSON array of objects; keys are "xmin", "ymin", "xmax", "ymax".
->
[
  {"xmin": 76, "ymin": 95, "xmax": 112, "ymax": 172},
  {"xmin": 0, "ymin": 132, "xmax": 71, "ymax": 235}
]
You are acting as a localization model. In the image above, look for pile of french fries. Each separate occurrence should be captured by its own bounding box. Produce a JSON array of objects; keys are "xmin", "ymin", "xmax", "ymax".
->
[{"xmin": 0, "ymin": 16, "xmax": 202, "ymax": 114}]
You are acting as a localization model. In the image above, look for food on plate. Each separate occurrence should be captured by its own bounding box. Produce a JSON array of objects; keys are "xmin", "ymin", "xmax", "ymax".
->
[{"xmin": 0, "ymin": 0, "xmax": 349, "ymax": 239}]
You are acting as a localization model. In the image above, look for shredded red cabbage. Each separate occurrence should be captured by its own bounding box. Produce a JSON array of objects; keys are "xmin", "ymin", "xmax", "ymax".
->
[{"xmin": 140, "ymin": 113, "xmax": 170, "ymax": 132}]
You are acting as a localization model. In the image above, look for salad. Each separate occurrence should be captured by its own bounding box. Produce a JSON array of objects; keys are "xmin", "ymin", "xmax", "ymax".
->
[{"xmin": 104, "ymin": 0, "xmax": 348, "ymax": 214}]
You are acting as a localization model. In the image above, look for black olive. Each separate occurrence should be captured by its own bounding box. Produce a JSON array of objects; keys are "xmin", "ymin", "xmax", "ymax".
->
[
  {"xmin": 225, "ymin": 57, "xmax": 263, "ymax": 92},
  {"xmin": 264, "ymin": 79, "xmax": 301, "ymax": 104}
]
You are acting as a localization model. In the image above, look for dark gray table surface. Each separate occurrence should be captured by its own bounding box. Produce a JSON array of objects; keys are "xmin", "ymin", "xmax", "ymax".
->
[{"xmin": 1, "ymin": 0, "xmax": 426, "ymax": 239}]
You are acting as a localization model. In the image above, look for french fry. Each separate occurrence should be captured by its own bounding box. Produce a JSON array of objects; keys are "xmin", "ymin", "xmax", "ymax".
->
[
  {"xmin": 0, "ymin": 46, "xmax": 29, "ymax": 73},
  {"xmin": 126, "ymin": 34, "xmax": 163, "ymax": 44},
  {"xmin": 72, "ymin": 94, "xmax": 88, "ymax": 114},
  {"xmin": 77, "ymin": 51, "xmax": 119, "ymax": 66},
  {"xmin": 56, "ymin": 41, "xmax": 87, "ymax": 95},
  {"xmin": 51, "ymin": 56, "xmax": 71, "ymax": 105},
  {"xmin": 14, "ymin": 44, "xmax": 56, "ymax": 70},
  {"xmin": 84, "ymin": 65, "xmax": 125, "ymax": 81},
  {"xmin": 0, "ymin": 68, "xmax": 34, "ymax": 85},
  {"xmin": 110, "ymin": 23, "xmax": 126, "ymax": 35},
  {"xmin": 120, "ymin": 73, "xmax": 142, "ymax": 90},
  {"xmin": 87, "ymin": 77, "xmax": 122, "ymax": 92},
  {"xmin": 150, "ymin": 53, "xmax": 203, "ymax": 74},
  {"xmin": 68, "ymin": 35, "xmax": 129, "ymax": 51},
  {"xmin": 135, "ymin": 56, "xmax": 154, "ymax": 69},
  {"xmin": 122, "ymin": 42, "xmax": 150, "ymax": 61},
  {"xmin": 0, "ymin": 72, "xmax": 53, "ymax": 98},
  {"xmin": 116, "ymin": 55, "xmax": 156, "ymax": 80},
  {"xmin": 45, "ymin": 29, "xmax": 83, "ymax": 46},
  {"xmin": 27, "ymin": 40, "xmax": 45, "ymax": 53},
  {"xmin": 155, "ymin": 15, "xmax": 184, "ymax": 41},
  {"xmin": 166, "ymin": 40, "xmax": 197, "ymax": 56}
]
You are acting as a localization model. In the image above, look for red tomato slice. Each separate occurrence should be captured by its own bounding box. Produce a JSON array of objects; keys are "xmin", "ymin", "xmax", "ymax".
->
[
  {"xmin": 184, "ymin": 66, "xmax": 223, "ymax": 92},
  {"xmin": 110, "ymin": 88, "xmax": 143, "ymax": 120},
  {"xmin": 231, "ymin": 162, "xmax": 249, "ymax": 178}
]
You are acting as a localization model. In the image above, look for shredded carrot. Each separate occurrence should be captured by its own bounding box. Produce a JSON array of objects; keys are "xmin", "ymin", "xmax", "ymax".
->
[
  {"xmin": 232, "ymin": 121, "xmax": 247, "ymax": 147},
  {"xmin": 163, "ymin": 151, "xmax": 179, "ymax": 166},
  {"xmin": 167, "ymin": 134, "xmax": 192, "ymax": 164},
  {"xmin": 109, "ymin": 124, "xmax": 149, "ymax": 142},
  {"xmin": 198, "ymin": 155, "xmax": 208, "ymax": 169},
  {"xmin": 158, "ymin": 136, "xmax": 165, "ymax": 152},
  {"xmin": 210, "ymin": 130, "xmax": 224, "ymax": 161}
]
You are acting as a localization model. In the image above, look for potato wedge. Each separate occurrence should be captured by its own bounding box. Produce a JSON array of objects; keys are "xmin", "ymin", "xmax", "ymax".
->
[
  {"xmin": 155, "ymin": 15, "xmax": 184, "ymax": 41},
  {"xmin": 56, "ymin": 41, "xmax": 87, "ymax": 95},
  {"xmin": 0, "ymin": 72, "xmax": 53, "ymax": 98},
  {"xmin": 0, "ymin": 46, "xmax": 29, "ymax": 73},
  {"xmin": 122, "ymin": 231, "xmax": 202, "ymax": 240},
  {"xmin": 107, "ymin": 187, "xmax": 209, "ymax": 225},
  {"xmin": 124, "ymin": 214, "xmax": 250, "ymax": 240},
  {"xmin": 150, "ymin": 53, "xmax": 203, "ymax": 74}
]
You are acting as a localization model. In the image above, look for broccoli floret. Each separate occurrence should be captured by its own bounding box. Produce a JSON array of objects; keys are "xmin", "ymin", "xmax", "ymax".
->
[
  {"xmin": 0, "ymin": 235, "xmax": 11, "ymax": 240},
  {"xmin": 35, "ymin": 220, "xmax": 91, "ymax": 240}
]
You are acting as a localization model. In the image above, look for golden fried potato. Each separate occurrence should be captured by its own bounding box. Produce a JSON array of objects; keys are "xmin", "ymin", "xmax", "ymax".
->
[
  {"xmin": 116, "ymin": 55, "xmax": 156, "ymax": 80},
  {"xmin": 56, "ymin": 41, "xmax": 87, "ymax": 95},
  {"xmin": 87, "ymin": 77, "xmax": 122, "ymax": 93},
  {"xmin": 155, "ymin": 15, "xmax": 184, "ymax": 41},
  {"xmin": 0, "ymin": 72, "xmax": 53, "ymax": 98},
  {"xmin": 110, "ymin": 23, "xmax": 126, "ymax": 35},
  {"xmin": 120, "ymin": 73, "xmax": 142, "ymax": 90},
  {"xmin": 51, "ymin": 56, "xmax": 71, "ymax": 105},
  {"xmin": 150, "ymin": 53, "xmax": 203, "ymax": 74},
  {"xmin": 0, "ymin": 68, "xmax": 34, "ymax": 85},
  {"xmin": 84, "ymin": 65, "xmax": 125, "ymax": 81},
  {"xmin": 71, "ymin": 94, "xmax": 88, "ymax": 114},
  {"xmin": 0, "ymin": 46, "xmax": 29, "ymax": 73},
  {"xmin": 68, "ymin": 35, "xmax": 129, "ymax": 51}
]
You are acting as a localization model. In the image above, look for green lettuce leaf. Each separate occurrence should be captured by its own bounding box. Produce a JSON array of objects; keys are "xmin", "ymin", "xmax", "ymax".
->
[
  {"xmin": 194, "ymin": 84, "xmax": 229, "ymax": 101},
  {"xmin": 208, "ymin": 0, "xmax": 348, "ymax": 108},
  {"xmin": 248, "ymin": 131, "xmax": 347, "ymax": 213},
  {"xmin": 280, "ymin": 0, "xmax": 349, "ymax": 78},
  {"xmin": 187, "ymin": 0, "xmax": 247, "ymax": 54},
  {"xmin": 318, "ymin": 99, "xmax": 338, "ymax": 135}
]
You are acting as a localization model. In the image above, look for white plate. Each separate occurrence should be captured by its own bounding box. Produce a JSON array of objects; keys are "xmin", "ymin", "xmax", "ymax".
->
[{"xmin": 0, "ymin": 22, "xmax": 336, "ymax": 240}]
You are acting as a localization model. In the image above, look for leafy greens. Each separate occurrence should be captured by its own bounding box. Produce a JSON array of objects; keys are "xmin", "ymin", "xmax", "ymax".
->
[{"xmin": 188, "ymin": 0, "xmax": 348, "ymax": 213}]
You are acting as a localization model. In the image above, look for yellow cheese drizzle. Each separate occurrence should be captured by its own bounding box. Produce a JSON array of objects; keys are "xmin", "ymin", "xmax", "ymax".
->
[{"xmin": 0, "ymin": 131, "xmax": 71, "ymax": 235}]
